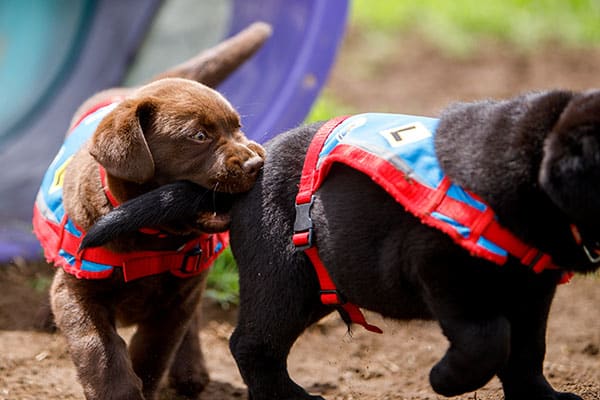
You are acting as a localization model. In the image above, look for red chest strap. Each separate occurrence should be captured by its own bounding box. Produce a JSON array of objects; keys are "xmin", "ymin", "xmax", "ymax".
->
[
  {"xmin": 293, "ymin": 116, "xmax": 383, "ymax": 334},
  {"xmin": 64, "ymin": 219, "xmax": 225, "ymax": 281}
]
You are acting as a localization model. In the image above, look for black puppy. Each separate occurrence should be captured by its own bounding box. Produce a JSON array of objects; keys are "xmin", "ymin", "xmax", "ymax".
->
[{"xmin": 82, "ymin": 90, "xmax": 600, "ymax": 400}]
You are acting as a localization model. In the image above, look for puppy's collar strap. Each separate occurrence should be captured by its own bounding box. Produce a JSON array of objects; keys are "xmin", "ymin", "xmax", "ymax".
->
[{"xmin": 99, "ymin": 166, "xmax": 120, "ymax": 208}]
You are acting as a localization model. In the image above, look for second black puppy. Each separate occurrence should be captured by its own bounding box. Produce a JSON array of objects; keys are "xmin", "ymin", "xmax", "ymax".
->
[{"xmin": 83, "ymin": 90, "xmax": 600, "ymax": 400}]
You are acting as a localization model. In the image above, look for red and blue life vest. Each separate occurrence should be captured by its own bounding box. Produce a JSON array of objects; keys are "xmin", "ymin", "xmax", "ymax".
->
[
  {"xmin": 32, "ymin": 99, "xmax": 227, "ymax": 281},
  {"xmin": 293, "ymin": 114, "xmax": 570, "ymax": 333}
]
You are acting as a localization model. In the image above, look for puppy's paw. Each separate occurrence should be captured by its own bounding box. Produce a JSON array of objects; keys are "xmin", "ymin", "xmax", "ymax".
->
[
  {"xmin": 168, "ymin": 372, "xmax": 209, "ymax": 399},
  {"xmin": 168, "ymin": 360, "xmax": 209, "ymax": 399}
]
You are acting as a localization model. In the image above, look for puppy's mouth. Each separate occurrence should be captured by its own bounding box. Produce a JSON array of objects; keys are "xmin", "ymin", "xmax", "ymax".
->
[
  {"xmin": 196, "ymin": 210, "xmax": 231, "ymax": 233},
  {"xmin": 141, "ymin": 183, "xmax": 235, "ymax": 236},
  {"xmin": 188, "ymin": 185, "xmax": 235, "ymax": 234}
]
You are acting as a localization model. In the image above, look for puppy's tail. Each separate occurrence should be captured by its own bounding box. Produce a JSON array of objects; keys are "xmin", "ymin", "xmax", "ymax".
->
[
  {"xmin": 80, "ymin": 181, "xmax": 227, "ymax": 249},
  {"xmin": 152, "ymin": 22, "xmax": 272, "ymax": 88}
]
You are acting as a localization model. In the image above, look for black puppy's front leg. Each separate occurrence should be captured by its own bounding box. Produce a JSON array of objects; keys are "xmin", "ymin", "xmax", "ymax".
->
[{"xmin": 498, "ymin": 276, "xmax": 582, "ymax": 400}]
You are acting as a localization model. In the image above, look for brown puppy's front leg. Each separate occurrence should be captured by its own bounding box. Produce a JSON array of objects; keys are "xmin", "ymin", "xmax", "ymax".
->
[
  {"xmin": 51, "ymin": 269, "xmax": 144, "ymax": 400},
  {"xmin": 128, "ymin": 275, "xmax": 206, "ymax": 400},
  {"xmin": 168, "ymin": 311, "xmax": 209, "ymax": 397}
]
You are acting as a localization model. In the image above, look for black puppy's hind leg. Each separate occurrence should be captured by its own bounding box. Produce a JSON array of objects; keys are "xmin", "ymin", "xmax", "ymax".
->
[{"xmin": 230, "ymin": 258, "xmax": 330, "ymax": 400}]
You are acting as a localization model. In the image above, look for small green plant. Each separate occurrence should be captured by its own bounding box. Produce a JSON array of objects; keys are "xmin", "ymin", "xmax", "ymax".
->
[
  {"xmin": 29, "ymin": 275, "xmax": 53, "ymax": 293},
  {"xmin": 205, "ymin": 247, "xmax": 239, "ymax": 308},
  {"xmin": 305, "ymin": 93, "xmax": 355, "ymax": 123}
]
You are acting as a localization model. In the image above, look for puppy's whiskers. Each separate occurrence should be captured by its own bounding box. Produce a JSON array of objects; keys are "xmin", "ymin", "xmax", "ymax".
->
[{"xmin": 212, "ymin": 182, "xmax": 220, "ymax": 215}]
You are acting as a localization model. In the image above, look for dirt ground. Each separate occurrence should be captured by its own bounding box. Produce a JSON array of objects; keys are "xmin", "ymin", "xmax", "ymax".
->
[{"xmin": 1, "ymin": 27, "xmax": 600, "ymax": 400}]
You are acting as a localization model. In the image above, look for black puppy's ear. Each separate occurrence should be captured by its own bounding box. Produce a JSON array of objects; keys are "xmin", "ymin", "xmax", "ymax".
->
[
  {"xmin": 89, "ymin": 98, "xmax": 158, "ymax": 184},
  {"xmin": 539, "ymin": 90, "xmax": 600, "ymax": 223}
]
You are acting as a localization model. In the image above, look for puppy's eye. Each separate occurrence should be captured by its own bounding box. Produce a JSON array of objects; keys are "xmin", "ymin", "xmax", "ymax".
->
[{"xmin": 190, "ymin": 131, "xmax": 208, "ymax": 142}]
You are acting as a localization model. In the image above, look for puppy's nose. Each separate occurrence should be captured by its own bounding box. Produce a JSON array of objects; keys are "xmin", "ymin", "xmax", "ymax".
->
[{"xmin": 243, "ymin": 155, "xmax": 264, "ymax": 176}]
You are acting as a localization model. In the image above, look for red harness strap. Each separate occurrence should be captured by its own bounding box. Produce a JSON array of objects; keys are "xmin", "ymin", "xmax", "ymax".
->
[
  {"xmin": 33, "ymin": 205, "xmax": 227, "ymax": 282},
  {"xmin": 293, "ymin": 116, "xmax": 383, "ymax": 334},
  {"xmin": 77, "ymin": 167, "xmax": 225, "ymax": 281},
  {"xmin": 69, "ymin": 97, "xmax": 124, "ymax": 131},
  {"xmin": 67, "ymin": 225, "xmax": 225, "ymax": 281}
]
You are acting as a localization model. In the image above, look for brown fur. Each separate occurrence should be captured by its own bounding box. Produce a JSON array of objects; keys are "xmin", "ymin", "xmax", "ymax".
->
[{"xmin": 47, "ymin": 23, "xmax": 270, "ymax": 400}]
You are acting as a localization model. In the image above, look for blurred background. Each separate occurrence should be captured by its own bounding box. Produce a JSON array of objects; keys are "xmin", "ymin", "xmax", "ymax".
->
[
  {"xmin": 0, "ymin": 0, "xmax": 348, "ymax": 261},
  {"xmin": 309, "ymin": 0, "xmax": 600, "ymax": 119}
]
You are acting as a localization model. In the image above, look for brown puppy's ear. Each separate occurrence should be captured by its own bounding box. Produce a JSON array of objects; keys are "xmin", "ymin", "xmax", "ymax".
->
[{"xmin": 90, "ymin": 99, "xmax": 157, "ymax": 184}]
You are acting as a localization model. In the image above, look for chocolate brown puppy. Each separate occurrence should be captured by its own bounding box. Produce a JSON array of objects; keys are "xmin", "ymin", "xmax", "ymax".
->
[
  {"xmin": 83, "ymin": 90, "xmax": 600, "ymax": 400},
  {"xmin": 33, "ymin": 23, "xmax": 269, "ymax": 400}
]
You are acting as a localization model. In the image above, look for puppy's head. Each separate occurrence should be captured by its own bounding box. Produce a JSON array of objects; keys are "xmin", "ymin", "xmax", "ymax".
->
[
  {"xmin": 540, "ymin": 89, "xmax": 600, "ymax": 264},
  {"xmin": 89, "ymin": 77, "xmax": 265, "ymax": 232},
  {"xmin": 91, "ymin": 77, "xmax": 264, "ymax": 190}
]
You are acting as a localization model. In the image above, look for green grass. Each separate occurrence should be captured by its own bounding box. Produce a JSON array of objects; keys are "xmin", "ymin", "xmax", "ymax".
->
[
  {"xmin": 205, "ymin": 247, "xmax": 240, "ymax": 308},
  {"xmin": 351, "ymin": 0, "xmax": 600, "ymax": 54},
  {"xmin": 305, "ymin": 93, "xmax": 356, "ymax": 123}
]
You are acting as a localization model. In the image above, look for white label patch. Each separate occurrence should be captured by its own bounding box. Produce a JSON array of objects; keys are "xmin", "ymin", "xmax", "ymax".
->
[{"xmin": 379, "ymin": 122, "xmax": 432, "ymax": 147}]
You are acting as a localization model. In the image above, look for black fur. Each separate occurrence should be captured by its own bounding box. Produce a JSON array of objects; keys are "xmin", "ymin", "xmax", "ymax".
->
[
  {"xmin": 84, "ymin": 90, "xmax": 600, "ymax": 399},
  {"xmin": 80, "ymin": 182, "xmax": 234, "ymax": 250}
]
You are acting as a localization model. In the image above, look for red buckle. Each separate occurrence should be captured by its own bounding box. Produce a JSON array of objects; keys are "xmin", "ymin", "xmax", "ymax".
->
[{"xmin": 522, "ymin": 249, "xmax": 553, "ymax": 273}]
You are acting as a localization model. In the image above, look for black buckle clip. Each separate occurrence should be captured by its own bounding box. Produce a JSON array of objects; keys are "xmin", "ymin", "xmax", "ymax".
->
[
  {"xmin": 180, "ymin": 246, "xmax": 203, "ymax": 275},
  {"xmin": 293, "ymin": 196, "xmax": 315, "ymax": 251}
]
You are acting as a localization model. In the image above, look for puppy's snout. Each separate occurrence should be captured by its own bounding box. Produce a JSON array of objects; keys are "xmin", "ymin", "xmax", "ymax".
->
[{"xmin": 243, "ymin": 155, "xmax": 264, "ymax": 176}]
